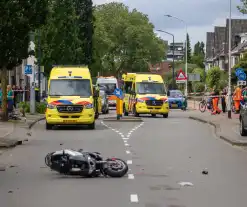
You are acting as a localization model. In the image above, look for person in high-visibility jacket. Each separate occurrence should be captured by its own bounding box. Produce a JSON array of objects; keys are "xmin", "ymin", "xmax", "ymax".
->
[
  {"xmin": 211, "ymin": 86, "xmax": 221, "ymax": 115},
  {"xmin": 233, "ymin": 85, "xmax": 242, "ymax": 114}
]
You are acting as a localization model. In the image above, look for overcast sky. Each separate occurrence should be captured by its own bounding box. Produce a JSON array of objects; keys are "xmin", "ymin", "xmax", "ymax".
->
[{"xmin": 94, "ymin": 0, "xmax": 247, "ymax": 49}]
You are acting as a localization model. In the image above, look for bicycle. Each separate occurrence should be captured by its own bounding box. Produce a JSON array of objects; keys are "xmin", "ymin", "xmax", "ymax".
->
[{"xmin": 199, "ymin": 96, "xmax": 213, "ymax": 113}]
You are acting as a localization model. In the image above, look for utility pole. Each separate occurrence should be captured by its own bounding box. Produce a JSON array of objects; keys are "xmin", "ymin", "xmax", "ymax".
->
[
  {"xmin": 227, "ymin": 0, "xmax": 232, "ymax": 119},
  {"xmin": 28, "ymin": 31, "xmax": 35, "ymax": 114}
]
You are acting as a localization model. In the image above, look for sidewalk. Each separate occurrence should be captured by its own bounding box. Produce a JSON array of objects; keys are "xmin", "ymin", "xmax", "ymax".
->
[
  {"xmin": 188, "ymin": 110, "xmax": 247, "ymax": 146},
  {"xmin": 0, "ymin": 113, "xmax": 45, "ymax": 148}
]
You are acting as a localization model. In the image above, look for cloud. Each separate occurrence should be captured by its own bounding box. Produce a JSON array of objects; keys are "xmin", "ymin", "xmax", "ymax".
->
[{"xmin": 93, "ymin": 0, "xmax": 247, "ymax": 46}]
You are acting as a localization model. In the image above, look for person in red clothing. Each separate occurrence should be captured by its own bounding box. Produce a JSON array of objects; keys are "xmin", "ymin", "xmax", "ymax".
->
[{"xmin": 211, "ymin": 86, "xmax": 221, "ymax": 115}]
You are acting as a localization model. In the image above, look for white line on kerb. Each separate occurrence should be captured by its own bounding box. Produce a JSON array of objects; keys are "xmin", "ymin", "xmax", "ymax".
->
[
  {"xmin": 127, "ymin": 160, "xmax": 132, "ymax": 164},
  {"xmin": 130, "ymin": 194, "xmax": 139, "ymax": 203},
  {"xmin": 126, "ymin": 150, "xmax": 130, "ymax": 154},
  {"xmin": 128, "ymin": 174, "xmax": 134, "ymax": 179}
]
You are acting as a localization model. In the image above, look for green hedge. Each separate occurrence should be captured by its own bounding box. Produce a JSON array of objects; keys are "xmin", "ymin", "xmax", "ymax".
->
[{"xmin": 19, "ymin": 102, "xmax": 46, "ymax": 114}]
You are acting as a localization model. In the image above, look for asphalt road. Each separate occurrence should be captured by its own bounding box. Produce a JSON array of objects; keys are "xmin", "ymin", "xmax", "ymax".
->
[{"xmin": 1, "ymin": 110, "xmax": 247, "ymax": 207}]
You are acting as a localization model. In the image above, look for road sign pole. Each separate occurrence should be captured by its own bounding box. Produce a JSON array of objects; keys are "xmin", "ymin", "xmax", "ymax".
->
[{"xmin": 30, "ymin": 66, "xmax": 36, "ymax": 114}]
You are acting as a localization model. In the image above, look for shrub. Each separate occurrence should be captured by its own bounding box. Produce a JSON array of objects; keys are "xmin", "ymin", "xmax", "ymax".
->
[{"xmin": 18, "ymin": 102, "xmax": 46, "ymax": 114}]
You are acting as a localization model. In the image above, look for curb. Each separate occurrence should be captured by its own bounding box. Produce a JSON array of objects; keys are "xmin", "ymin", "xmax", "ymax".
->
[
  {"xmin": 28, "ymin": 117, "xmax": 46, "ymax": 129},
  {"xmin": 0, "ymin": 116, "xmax": 45, "ymax": 149},
  {"xmin": 189, "ymin": 116, "xmax": 247, "ymax": 146}
]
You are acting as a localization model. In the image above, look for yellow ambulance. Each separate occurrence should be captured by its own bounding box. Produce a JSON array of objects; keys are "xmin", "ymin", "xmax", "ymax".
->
[
  {"xmin": 123, "ymin": 72, "xmax": 169, "ymax": 117},
  {"xmin": 45, "ymin": 65, "xmax": 98, "ymax": 130}
]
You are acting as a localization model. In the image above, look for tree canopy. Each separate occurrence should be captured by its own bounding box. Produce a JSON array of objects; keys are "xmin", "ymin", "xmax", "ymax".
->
[
  {"xmin": 91, "ymin": 2, "xmax": 166, "ymax": 77},
  {"xmin": 0, "ymin": 0, "xmax": 49, "ymax": 120},
  {"xmin": 186, "ymin": 33, "xmax": 192, "ymax": 63},
  {"xmin": 237, "ymin": 0, "xmax": 247, "ymax": 14},
  {"xmin": 35, "ymin": 0, "xmax": 94, "ymax": 76},
  {"xmin": 191, "ymin": 41, "xmax": 205, "ymax": 68}
]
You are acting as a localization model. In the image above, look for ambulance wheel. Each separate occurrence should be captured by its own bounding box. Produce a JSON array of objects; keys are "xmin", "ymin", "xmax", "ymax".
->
[
  {"xmin": 88, "ymin": 122, "xmax": 95, "ymax": 130},
  {"xmin": 46, "ymin": 122, "xmax": 53, "ymax": 130},
  {"xmin": 151, "ymin": 114, "xmax": 156, "ymax": 117},
  {"xmin": 163, "ymin": 113, "xmax": 168, "ymax": 118}
]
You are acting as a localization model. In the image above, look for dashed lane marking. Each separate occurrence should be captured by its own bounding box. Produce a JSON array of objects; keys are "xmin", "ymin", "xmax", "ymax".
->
[
  {"xmin": 127, "ymin": 160, "xmax": 132, "ymax": 164},
  {"xmin": 126, "ymin": 150, "xmax": 130, "ymax": 154},
  {"xmin": 128, "ymin": 174, "xmax": 134, "ymax": 179},
  {"xmin": 130, "ymin": 194, "xmax": 139, "ymax": 203}
]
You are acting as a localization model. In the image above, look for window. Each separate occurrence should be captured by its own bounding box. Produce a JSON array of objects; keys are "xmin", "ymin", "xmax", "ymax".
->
[
  {"xmin": 136, "ymin": 82, "xmax": 165, "ymax": 94},
  {"xmin": 49, "ymin": 79, "xmax": 91, "ymax": 97},
  {"xmin": 97, "ymin": 83, "xmax": 116, "ymax": 95}
]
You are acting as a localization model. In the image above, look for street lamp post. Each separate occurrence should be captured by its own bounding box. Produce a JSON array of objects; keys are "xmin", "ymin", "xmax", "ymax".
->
[
  {"xmin": 164, "ymin": 15, "xmax": 188, "ymax": 96},
  {"xmin": 227, "ymin": 0, "xmax": 232, "ymax": 119},
  {"xmin": 157, "ymin": 29, "xmax": 175, "ymax": 89}
]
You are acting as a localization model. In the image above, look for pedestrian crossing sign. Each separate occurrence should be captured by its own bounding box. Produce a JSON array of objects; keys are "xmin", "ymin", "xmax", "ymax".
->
[{"xmin": 176, "ymin": 69, "xmax": 187, "ymax": 83}]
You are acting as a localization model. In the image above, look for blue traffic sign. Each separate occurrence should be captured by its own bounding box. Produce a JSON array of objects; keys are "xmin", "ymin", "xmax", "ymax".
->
[
  {"xmin": 235, "ymin": 68, "xmax": 244, "ymax": 77},
  {"xmin": 113, "ymin": 88, "xmax": 123, "ymax": 99},
  {"xmin": 24, "ymin": 65, "xmax": 32, "ymax": 75},
  {"xmin": 238, "ymin": 72, "xmax": 246, "ymax": 81}
]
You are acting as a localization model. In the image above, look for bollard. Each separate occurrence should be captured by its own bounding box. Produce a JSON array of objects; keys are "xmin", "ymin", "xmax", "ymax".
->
[
  {"xmin": 116, "ymin": 98, "xmax": 121, "ymax": 120},
  {"xmin": 119, "ymin": 99, "xmax": 123, "ymax": 117}
]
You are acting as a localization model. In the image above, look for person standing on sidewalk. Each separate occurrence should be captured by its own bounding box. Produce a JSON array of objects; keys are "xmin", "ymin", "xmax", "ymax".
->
[
  {"xmin": 221, "ymin": 87, "xmax": 227, "ymax": 113},
  {"xmin": 211, "ymin": 86, "xmax": 221, "ymax": 115},
  {"xmin": 233, "ymin": 85, "xmax": 242, "ymax": 114}
]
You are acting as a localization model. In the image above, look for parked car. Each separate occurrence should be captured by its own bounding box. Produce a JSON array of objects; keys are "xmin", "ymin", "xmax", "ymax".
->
[
  {"xmin": 167, "ymin": 90, "xmax": 186, "ymax": 109},
  {"xmin": 99, "ymin": 89, "xmax": 109, "ymax": 114},
  {"xmin": 239, "ymin": 102, "xmax": 247, "ymax": 136}
]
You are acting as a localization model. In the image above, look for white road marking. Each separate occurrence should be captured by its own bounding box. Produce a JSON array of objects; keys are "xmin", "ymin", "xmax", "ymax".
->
[
  {"xmin": 116, "ymin": 130, "xmax": 119, "ymax": 133},
  {"xmin": 127, "ymin": 160, "xmax": 132, "ymax": 164},
  {"xmin": 123, "ymin": 138, "xmax": 129, "ymax": 140},
  {"xmin": 128, "ymin": 174, "xmax": 134, "ymax": 179},
  {"xmin": 126, "ymin": 150, "xmax": 130, "ymax": 154},
  {"xmin": 126, "ymin": 135, "xmax": 130, "ymax": 138},
  {"xmin": 125, "ymin": 143, "xmax": 129, "ymax": 146},
  {"xmin": 130, "ymin": 194, "xmax": 139, "ymax": 203},
  {"xmin": 124, "ymin": 140, "xmax": 127, "ymax": 143}
]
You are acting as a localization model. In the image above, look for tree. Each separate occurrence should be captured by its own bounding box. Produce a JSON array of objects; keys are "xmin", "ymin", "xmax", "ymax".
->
[
  {"xmin": 0, "ymin": 0, "xmax": 49, "ymax": 120},
  {"xmin": 192, "ymin": 41, "xmax": 205, "ymax": 68},
  {"xmin": 206, "ymin": 66, "xmax": 221, "ymax": 89},
  {"xmin": 193, "ymin": 42, "xmax": 201, "ymax": 56},
  {"xmin": 237, "ymin": 0, "xmax": 247, "ymax": 14},
  {"xmin": 186, "ymin": 33, "xmax": 192, "ymax": 63},
  {"xmin": 92, "ymin": 3, "xmax": 165, "ymax": 76},
  {"xmin": 36, "ymin": 0, "xmax": 94, "ymax": 76}
]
